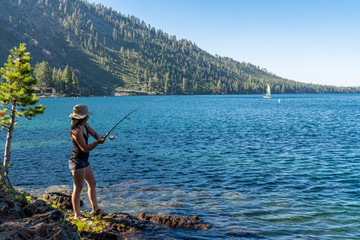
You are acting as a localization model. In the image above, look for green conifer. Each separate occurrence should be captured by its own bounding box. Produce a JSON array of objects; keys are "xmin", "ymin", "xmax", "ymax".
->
[{"xmin": 0, "ymin": 43, "xmax": 45, "ymax": 189}]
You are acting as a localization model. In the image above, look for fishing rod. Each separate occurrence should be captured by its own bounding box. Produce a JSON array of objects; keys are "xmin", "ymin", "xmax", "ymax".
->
[{"xmin": 103, "ymin": 97, "xmax": 168, "ymax": 140}]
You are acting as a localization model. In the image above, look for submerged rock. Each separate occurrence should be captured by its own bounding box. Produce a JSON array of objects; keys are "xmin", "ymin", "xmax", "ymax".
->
[{"xmin": 138, "ymin": 213, "xmax": 211, "ymax": 230}]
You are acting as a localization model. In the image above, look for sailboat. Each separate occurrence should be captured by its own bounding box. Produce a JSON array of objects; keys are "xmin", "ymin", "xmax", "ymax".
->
[{"xmin": 263, "ymin": 84, "xmax": 271, "ymax": 98}]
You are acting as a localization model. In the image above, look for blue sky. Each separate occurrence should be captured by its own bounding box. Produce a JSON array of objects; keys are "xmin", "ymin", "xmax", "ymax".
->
[{"xmin": 90, "ymin": 0, "xmax": 360, "ymax": 87}]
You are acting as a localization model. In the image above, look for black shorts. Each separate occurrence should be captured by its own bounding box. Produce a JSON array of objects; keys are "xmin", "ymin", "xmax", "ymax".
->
[{"xmin": 69, "ymin": 159, "xmax": 90, "ymax": 170}]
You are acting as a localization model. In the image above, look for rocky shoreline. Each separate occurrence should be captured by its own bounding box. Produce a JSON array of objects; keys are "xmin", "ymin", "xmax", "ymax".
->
[
  {"xmin": 0, "ymin": 190, "xmax": 211, "ymax": 239},
  {"xmin": 0, "ymin": 190, "xmax": 79, "ymax": 239}
]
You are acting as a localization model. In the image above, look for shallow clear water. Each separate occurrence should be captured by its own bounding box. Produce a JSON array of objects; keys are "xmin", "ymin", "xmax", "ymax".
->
[{"xmin": 1, "ymin": 94, "xmax": 360, "ymax": 239}]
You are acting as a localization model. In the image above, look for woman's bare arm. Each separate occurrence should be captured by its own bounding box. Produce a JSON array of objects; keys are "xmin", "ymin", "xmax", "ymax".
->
[
  {"xmin": 71, "ymin": 127, "xmax": 99, "ymax": 153},
  {"xmin": 85, "ymin": 123, "xmax": 105, "ymax": 144},
  {"xmin": 85, "ymin": 123, "xmax": 101, "ymax": 139}
]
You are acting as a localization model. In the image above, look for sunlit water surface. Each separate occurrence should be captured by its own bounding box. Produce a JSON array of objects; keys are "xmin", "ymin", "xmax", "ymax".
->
[{"xmin": 2, "ymin": 94, "xmax": 360, "ymax": 239}]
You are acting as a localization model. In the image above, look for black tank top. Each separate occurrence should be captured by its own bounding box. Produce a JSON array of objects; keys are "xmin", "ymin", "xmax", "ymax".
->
[{"xmin": 69, "ymin": 125, "xmax": 89, "ymax": 162}]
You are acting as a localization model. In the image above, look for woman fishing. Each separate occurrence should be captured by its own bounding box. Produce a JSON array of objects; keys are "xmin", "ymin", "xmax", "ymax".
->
[{"xmin": 68, "ymin": 104, "xmax": 107, "ymax": 220}]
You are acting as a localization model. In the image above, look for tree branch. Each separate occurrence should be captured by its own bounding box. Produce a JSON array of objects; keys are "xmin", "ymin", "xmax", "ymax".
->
[{"xmin": 0, "ymin": 124, "xmax": 9, "ymax": 129}]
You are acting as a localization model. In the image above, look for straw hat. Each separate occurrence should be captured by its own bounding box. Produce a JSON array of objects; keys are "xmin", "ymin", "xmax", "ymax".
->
[{"xmin": 69, "ymin": 104, "xmax": 93, "ymax": 119}]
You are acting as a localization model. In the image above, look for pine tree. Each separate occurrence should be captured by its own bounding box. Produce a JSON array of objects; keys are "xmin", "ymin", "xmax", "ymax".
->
[
  {"xmin": 143, "ymin": 69, "xmax": 148, "ymax": 83},
  {"xmin": 61, "ymin": 65, "xmax": 71, "ymax": 93},
  {"xmin": 216, "ymin": 79, "xmax": 222, "ymax": 94},
  {"xmin": 71, "ymin": 70, "xmax": 79, "ymax": 95},
  {"xmin": 148, "ymin": 77, "xmax": 152, "ymax": 92},
  {"xmin": 182, "ymin": 77, "xmax": 188, "ymax": 94},
  {"xmin": 0, "ymin": 43, "xmax": 45, "ymax": 189},
  {"xmin": 112, "ymin": 27, "xmax": 117, "ymax": 40},
  {"xmin": 52, "ymin": 67, "xmax": 59, "ymax": 92},
  {"xmin": 153, "ymin": 73, "xmax": 158, "ymax": 91},
  {"xmin": 34, "ymin": 61, "xmax": 52, "ymax": 91},
  {"xmin": 164, "ymin": 72, "xmax": 170, "ymax": 94}
]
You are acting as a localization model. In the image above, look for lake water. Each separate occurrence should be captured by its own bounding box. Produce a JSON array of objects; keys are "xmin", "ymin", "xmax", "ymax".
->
[{"xmin": 1, "ymin": 94, "xmax": 360, "ymax": 239}]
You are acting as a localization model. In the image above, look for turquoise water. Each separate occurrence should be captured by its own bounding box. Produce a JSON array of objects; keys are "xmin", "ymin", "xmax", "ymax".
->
[{"xmin": 1, "ymin": 94, "xmax": 360, "ymax": 239}]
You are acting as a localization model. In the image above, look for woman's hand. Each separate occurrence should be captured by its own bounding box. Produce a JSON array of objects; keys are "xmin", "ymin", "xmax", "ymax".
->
[{"xmin": 97, "ymin": 137, "xmax": 105, "ymax": 144}]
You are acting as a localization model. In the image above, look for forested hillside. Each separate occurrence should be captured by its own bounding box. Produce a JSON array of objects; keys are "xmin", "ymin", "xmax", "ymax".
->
[{"xmin": 1, "ymin": 0, "xmax": 359, "ymax": 96}]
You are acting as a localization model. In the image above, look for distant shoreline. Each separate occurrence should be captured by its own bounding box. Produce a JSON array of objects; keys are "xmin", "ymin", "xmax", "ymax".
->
[{"xmin": 36, "ymin": 92, "xmax": 360, "ymax": 98}]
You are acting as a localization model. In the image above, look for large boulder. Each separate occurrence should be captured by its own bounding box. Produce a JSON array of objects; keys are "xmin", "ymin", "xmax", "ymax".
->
[
  {"xmin": 43, "ymin": 192, "xmax": 83, "ymax": 210},
  {"xmin": 0, "ymin": 189, "xmax": 80, "ymax": 240}
]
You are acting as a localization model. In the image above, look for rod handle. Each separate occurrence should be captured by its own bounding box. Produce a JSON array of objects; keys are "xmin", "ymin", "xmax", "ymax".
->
[{"xmin": 103, "ymin": 132, "xmax": 110, "ymax": 139}]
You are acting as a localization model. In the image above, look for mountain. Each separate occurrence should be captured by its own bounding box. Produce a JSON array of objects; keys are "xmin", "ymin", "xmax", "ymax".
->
[{"xmin": 1, "ymin": 0, "xmax": 359, "ymax": 96}]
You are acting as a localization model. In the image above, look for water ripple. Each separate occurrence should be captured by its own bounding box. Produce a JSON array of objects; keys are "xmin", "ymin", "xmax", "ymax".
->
[{"xmin": 2, "ymin": 94, "xmax": 360, "ymax": 239}]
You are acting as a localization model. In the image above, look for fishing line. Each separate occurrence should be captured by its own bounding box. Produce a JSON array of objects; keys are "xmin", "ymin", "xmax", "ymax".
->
[{"xmin": 103, "ymin": 97, "xmax": 168, "ymax": 140}]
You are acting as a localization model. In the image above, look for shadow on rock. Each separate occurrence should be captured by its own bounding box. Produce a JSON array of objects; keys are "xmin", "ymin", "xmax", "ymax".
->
[{"xmin": 0, "ymin": 190, "xmax": 80, "ymax": 240}]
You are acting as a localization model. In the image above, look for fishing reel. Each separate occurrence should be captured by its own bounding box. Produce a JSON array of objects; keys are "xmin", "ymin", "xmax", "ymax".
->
[{"xmin": 104, "ymin": 132, "xmax": 116, "ymax": 141}]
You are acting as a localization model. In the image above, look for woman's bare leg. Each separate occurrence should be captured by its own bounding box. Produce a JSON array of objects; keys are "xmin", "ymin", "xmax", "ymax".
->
[
  {"xmin": 84, "ymin": 165, "xmax": 99, "ymax": 212},
  {"xmin": 71, "ymin": 168, "xmax": 85, "ymax": 218}
]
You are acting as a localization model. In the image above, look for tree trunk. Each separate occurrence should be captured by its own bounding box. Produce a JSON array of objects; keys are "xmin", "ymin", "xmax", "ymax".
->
[
  {"xmin": 0, "ymin": 165, "xmax": 12, "ymax": 190},
  {"xmin": 1, "ymin": 102, "xmax": 16, "ymax": 189}
]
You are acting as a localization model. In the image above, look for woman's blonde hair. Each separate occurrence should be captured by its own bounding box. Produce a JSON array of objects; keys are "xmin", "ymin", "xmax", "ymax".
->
[{"xmin": 71, "ymin": 117, "xmax": 87, "ymax": 129}]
